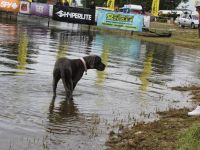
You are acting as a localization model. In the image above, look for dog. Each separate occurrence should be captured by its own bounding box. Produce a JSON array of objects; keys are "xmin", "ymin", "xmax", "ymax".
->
[{"xmin": 53, "ymin": 55, "xmax": 106, "ymax": 99}]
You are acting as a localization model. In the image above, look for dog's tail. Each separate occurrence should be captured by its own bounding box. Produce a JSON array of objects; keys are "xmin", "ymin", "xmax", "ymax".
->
[{"xmin": 60, "ymin": 67, "xmax": 73, "ymax": 99}]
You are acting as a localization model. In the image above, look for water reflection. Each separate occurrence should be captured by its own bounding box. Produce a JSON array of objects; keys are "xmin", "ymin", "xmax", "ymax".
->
[
  {"xmin": 1, "ymin": 20, "xmax": 200, "ymax": 150},
  {"xmin": 151, "ymin": 43, "xmax": 174, "ymax": 75},
  {"xmin": 0, "ymin": 23, "xmax": 17, "ymax": 45},
  {"xmin": 16, "ymin": 32, "xmax": 28, "ymax": 74},
  {"xmin": 96, "ymin": 38, "xmax": 109, "ymax": 86},
  {"xmin": 48, "ymin": 98, "xmax": 79, "ymax": 134},
  {"xmin": 139, "ymin": 50, "xmax": 153, "ymax": 92},
  {"xmin": 56, "ymin": 33, "xmax": 68, "ymax": 59}
]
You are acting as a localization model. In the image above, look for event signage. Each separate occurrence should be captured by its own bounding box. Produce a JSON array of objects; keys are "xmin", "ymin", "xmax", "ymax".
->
[
  {"xmin": 97, "ymin": 10, "xmax": 144, "ymax": 32},
  {"xmin": 0, "ymin": 0, "xmax": 20, "ymax": 12},
  {"xmin": 53, "ymin": 6, "xmax": 95, "ymax": 25},
  {"xmin": 19, "ymin": 1, "xmax": 30, "ymax": 14},
  {"xmin": 151, "ymin": 0, "xmax": 160, "ymax": 16},
  {"xmin": 30, "ymin": 2, "xmax": 49, "ymax": 17}
]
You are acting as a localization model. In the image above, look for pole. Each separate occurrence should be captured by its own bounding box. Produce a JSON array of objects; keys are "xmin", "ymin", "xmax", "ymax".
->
[
  {"xmin": 198, "ymin": 18, "xmax": 200, "ymax": 38},
  {"xmin": 196, "ymin": 6, "xmax": 200, "ymax": 38}
]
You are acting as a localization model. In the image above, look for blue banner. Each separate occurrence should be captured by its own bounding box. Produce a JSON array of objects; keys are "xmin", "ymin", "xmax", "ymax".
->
[{"xmin": 97, "ymin": 10, "xmax": 144, "ymax": 32}]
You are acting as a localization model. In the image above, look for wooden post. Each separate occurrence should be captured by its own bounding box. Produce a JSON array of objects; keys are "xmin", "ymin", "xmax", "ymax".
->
[{"xmin": 198, "ymin": 11, "xmax": 200, "ymax": 38}]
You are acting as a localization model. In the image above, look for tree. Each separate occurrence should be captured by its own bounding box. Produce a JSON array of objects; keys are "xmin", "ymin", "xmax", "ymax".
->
[
  {"xmin": 81, "ymin": 0, "xmax": 106, "ymax": 8},
  {"xmin": 81, "ymin": 0, "xmax": 189, "ymax": 11}
]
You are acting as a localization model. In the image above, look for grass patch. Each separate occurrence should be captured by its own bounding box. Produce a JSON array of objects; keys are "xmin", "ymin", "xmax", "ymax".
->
[{"xmin": 179, "ymin": 123, "xmax": 200, "ymax": 150}]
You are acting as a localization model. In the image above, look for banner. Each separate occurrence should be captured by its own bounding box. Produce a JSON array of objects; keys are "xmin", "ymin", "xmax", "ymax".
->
[
  {"xmin": 151, "ymin": 0, "xmax": 160, "ymax": 16},
  {"xmin": 97, "ymin": 10, "xmax": 144, "ymax": 32},
  {"xmin": 20, "ymin": 1, "xmax": 30, "ymax": 14},
  {"xmin": 30, "ymin": 3, "xmax": 49, "ymax": 17},
  {"xmin": 53, "ymin": 6, "xmax": 95, "ymax": 25},
  {"xmin": 0, "ymin": 0, "xmax": 20, "ymax": 12},
  {"xmin": 107, "ymin": 0, "xmax": 115, "ymax": 10}
]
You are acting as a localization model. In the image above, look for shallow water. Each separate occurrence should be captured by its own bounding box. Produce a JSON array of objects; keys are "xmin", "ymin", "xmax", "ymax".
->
[{"xmin": 1, "ymin": 20, "xmax": 200, "ymax": 150}]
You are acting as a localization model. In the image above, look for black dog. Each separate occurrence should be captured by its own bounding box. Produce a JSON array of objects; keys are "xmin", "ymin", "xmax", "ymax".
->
[{"xmin": 53, "ymin": 55, "xmax": 106, "ymax": 99}]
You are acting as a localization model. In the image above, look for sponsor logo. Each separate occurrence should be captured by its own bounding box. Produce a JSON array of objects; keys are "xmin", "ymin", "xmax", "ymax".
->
[
  {"xmin": 56, "ymin": 10, "xmax": 92, "ymax": 20},
  {"xmin": 106, "ymin": 13, "xmax": 134, "ymax": 23},
  {"xmin": 0, "ymin": 0, "xmax": 18, "ymax": 9}
]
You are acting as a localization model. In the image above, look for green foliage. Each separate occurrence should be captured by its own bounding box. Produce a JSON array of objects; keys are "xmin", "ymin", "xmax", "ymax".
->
[
  {"xmin": 159, "ymin": 13, "xmax": 180, "ymax": 20},
  {"xmin": 81, "ymin": 0, "xmax": 189, "ymax": 11},
  {"xmin": 81, "ymin": 0, "xmax": 106, "ymax": 8},
  {"xmin": 179, "ymin": 124, "xmax": 200, "ymax": 150},
  {"xmin": 33, "ymin": 0, "xmax": 47, "ymax": 3}
]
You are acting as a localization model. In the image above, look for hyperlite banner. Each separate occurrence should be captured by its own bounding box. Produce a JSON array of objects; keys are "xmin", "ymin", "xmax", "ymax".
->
[{"xmin": 53, "ymin": 6, "xmax": 95, "ymax": 25}]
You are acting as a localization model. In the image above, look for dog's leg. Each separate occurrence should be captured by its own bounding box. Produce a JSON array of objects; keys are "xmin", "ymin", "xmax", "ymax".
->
[
  {"xmin": 73, "ymin": 81, "xmax": 78, "ymax": 90},
  {"xmin": 53, "ymin": 69, "xmax": 60, "ymax": 98},
  {"xmin": 61, "ymin": 69, "xmax": 73, "ymax": 100}
]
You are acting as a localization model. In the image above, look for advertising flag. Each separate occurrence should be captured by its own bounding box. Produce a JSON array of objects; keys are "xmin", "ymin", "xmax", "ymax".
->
[
  {"xmin": 107, "ymin": 0, "xmax": 115, "ymax": 10},
  {"xmin": 67, "ymin": 0, "xmax": 72, "ymax": 5},
  {"xmin": 151, "ymin": 0, "xmax": 160, "ymax": 16}
]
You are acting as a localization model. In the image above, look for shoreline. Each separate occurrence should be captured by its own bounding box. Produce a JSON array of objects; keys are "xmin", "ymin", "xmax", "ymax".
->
[{"xmin": 106, "ymin": 85, "xmax": 200, "ymax": 149}]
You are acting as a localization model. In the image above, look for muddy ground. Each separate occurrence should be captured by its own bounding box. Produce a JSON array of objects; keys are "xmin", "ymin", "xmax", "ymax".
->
[{"xmin": 106, "ymin": 85, "xmax": 200, "ymax": 150}]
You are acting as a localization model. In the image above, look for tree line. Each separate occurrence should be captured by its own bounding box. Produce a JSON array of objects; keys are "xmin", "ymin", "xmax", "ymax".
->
[{"xmin": 81, "ymin": 0, "xmax": 189, "ymax": 11}]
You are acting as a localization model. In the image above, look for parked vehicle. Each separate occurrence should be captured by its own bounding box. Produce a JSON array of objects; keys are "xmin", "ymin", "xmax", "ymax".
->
[{"xmin": 177, "ymin": 13, "xmax": 199, "ymax": 29}]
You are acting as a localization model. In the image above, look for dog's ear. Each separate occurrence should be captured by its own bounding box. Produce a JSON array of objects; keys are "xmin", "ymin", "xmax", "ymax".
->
[
  {"xmin": 85, "ymin": 55, "xmax": 102, "ymax": 69},
  {"xmin": 94, "ymin": 56, "xmax": 101, "ymax": 64},
  {"xmin": 86, "ymin": 55, "xmax": 98, "ymax": 69}
]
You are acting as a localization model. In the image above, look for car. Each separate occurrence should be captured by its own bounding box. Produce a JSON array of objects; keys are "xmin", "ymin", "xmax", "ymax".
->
[{"xmin": 177, "ymin": 13, "xmax": 199, "ymax": 29}]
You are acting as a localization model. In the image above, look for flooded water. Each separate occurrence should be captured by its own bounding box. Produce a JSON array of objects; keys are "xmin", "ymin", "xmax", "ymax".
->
[{"xmin": 1, "ymin": 19, "xmax": 200, "ymax": 150}]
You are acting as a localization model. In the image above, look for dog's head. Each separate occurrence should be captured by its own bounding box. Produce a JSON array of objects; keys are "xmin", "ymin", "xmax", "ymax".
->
[{"xmin": 84, "ymin": 55, "xmax": 106, "ymax": 71}]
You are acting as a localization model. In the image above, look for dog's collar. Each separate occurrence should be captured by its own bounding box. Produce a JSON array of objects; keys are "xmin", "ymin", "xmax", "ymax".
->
[{"xmin": 80, "ymin": 57, "xmax": 87, "ymax": 75}]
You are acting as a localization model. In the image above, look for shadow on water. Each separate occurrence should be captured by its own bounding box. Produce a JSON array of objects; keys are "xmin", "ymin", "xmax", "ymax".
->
[{"xmin": 47, "ymin": 97, "xmax": 79, "ymax": 134}]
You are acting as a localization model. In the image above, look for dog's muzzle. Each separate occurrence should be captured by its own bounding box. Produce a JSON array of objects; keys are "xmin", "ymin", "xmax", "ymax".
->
[{"xmin": 97, "ymin": 63, "xmax": 106, "ymax": 71}]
